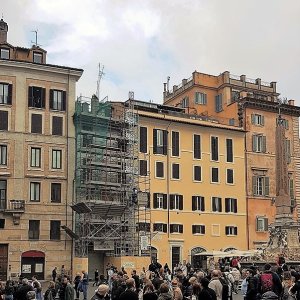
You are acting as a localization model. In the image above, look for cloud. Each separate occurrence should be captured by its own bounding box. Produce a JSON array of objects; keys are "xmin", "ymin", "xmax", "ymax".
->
[{"xmin": 3, "ymin": 0, "xmax": 300, "ymax": 103}]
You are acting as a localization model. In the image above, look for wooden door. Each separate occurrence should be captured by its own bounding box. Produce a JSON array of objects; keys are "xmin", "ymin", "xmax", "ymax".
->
[{"xmin": 0, "ymin": 244, "xmax": 8, "ymax": 281}]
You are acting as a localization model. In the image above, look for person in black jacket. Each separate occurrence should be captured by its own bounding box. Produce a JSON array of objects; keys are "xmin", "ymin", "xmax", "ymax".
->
[
  {"xmin": 246, "ymin": 269, "xmax": 259, "ymax": 300},
  {"xmin": 14, "ymin": 278, "xmax": 34, "ymax": 300},
  {"xmin": 119, "ymin": 278, "xmax": 138, "ymax": 300},
  {"xmin": 200, "ymin": 278, "xmax": 217, "ymax": 300},
  {"xmin": 290, "ymin": 272, "xmax": 300, "ymax": 300},
  {"xmin": 143, "ymin": 282, "xmax": 158, "ymax": 300},
  {"xmin": 258, "ymin": 264, "xmax": 282, "ymax": 297}
]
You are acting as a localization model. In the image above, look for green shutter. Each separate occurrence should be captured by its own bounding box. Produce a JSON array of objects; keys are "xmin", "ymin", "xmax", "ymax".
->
[
  {"xmin": 261, "ymin": 115, "xmax": 265, "ymax": 126},
  {"xmin": 264, "ymin": 177, "xmax": 270, "ymax": 196},
  {"xmin": 264, "ymin": 218, "xmax": 268, "ymax": 231},
  {"xmin": 290, "ymin": 178, "xmax": 294, "ymax": 199},
  {"xmin": 253, "ymin": 176, "xmax": 257, "ymax": 196},
  {"xmin": 251, "ymin": 114, "xmax": 255, "ymax": 124},
  {"xmin": 252, "ymin": 135, "xmax": 257, "ymax": 152},
  {"xmin": 262, "ymin": 136, "xmax": 267, "ymax": 153},
  {"xmin": 286, "ymin": 140, "xmax": 291, "ymax": 164}
]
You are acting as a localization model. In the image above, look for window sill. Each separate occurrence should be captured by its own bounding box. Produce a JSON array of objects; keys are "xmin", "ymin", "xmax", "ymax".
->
[
  {"xmin": 193, "ymin": 180, "xmax": 202, "ymax": 183},
  {"xmin": 226, "ymin": 234, "xmax": 237, "ymax": 237},
  {"xmin": 193, "ymin": 233, "xmax": 205, "ymax": 236},
  {"xmin": 0, "ymin": 103, "xmax": 12, "ymax": 106},
  {"xmin": 50, "ymin": 109, "xmax": 66, "ymax": 113}
]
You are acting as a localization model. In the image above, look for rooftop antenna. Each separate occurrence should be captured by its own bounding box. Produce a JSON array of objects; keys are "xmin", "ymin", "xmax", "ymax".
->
[
  {"xmin": 96, "ymin": 63, "xmax": 105, "ymax": 100},
  {"xmin": 31, "ymin": 29, "xmax": 41, "ymax": 47}
]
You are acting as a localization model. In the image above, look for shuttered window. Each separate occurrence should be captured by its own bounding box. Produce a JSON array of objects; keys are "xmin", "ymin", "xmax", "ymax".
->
[
  {"xmin": 30, "ymin": 182, "xmax": 40, "ymax": 201},
  {"xmin": 153, "ymin": 129, "xmax": 167, "ymax": 155},
  {"xmin": 172, "ymin": 163, "xmax": 180, "ymax": 179},
  {"xmin": 137, "ymin": 223, "xmax": 151, "ymax": 232},
  {"xmin": 192, "ymin": 225, "xmax": 205, "ymax": 234},
  {"xmin": 0, "ymin": 145, "xmax": 7, "ymax": 165},
  {"xmin": 50, "ymin": 90, "xmax": 66, "ymax": 111},
  {"xmin": 256, "ymin": 217, "xmax": 268, "ymax": 232},
  {"xmin": 31, "ymin": 114, "xmax": 42, "ymax": 134},
  {"xmin": 225, "ymin": 198, "xmax": 237, "ymax": 213},
  {"xmin": 251, "ymin": 114, "xmax": 264, "ymax": 126},
  {"xmin": 0, "ymin": 83, "xmax": 12, "ymax": 104},
  {"xmin": 153, "ymin": 193, "xmax": 167, "ymax": 209},
  {"xmin": 226, "ymin": 169, "xmax": 234, "ymax": 184},
  {"xmin": 211, "ymin": 136, "xmax": 219, "ymax": 161},
  {"xmin": 51, "ymin": 183, "xmax": 61, "ymax": 203},
  {"xmin": 155, "ymin": 161, "xmax": 164, "ymax": 178},
  {"xmin": 139, "ymin": 160, "xmax": 147, "ymax": 176},
  {"xmin": 252, "ymin": 135, "xmax": 266, "ymax": 153},
  {"xmin": 215, "ymin": 94, "xmax": 223, "ymax": 112},
  {"xmin": 29, "ymin": 220, "xmax": 40, "ymax": 240},
  {"xmin": 52, "ymin": 116, "xmax": 63, "ymax": 136},
  {"xmin": 28, "ymin": 86, "xmax": 45, "ymax": 108},
  {"xmin": 139, "ymin": 127, "xmax": 147, "ymax": 153},
  {"xmin": 153, "ymin": 223, "xmax": 168, "ymax": 233},
  {"xmin": 225, "ymin": 226, "xmax": 238, "ymax": 236},
  {"xmin": 172, "ymin": 131, "xmax": 179, "ymax": 156},
  {"xmin": 226, "ymin": 139, "xmax": 233, "ymax": 162},
  {"xmin": 30, "ymin": 147, "xmax": 41, "ymax": 167},
  {"xmin": 252, "ymin": 176, "xmax": 269, "ymax": 196},
  {"xmin": 192, "ymin": 196, "xmax": 205, "ymax": 211},
  {"xmin": 194, "ymin": 166, "xmax": 202, "ymax": 181},
  {"xmin": 50, "ymin": 220, "xmax": 61, "ymax": 240},
  {"xmin": 212, "ymin": 197, "xmax": 222, "ymax": 212},
  {"xmin": 193, "ymin": 134, "xmax": 201, "ymax": 159},
  {"xmin": 52, "ymin": 149, "xmax": 62, "ymax": 169},
  {"xmin": 211, "ymin": 167, "xmax": 219, "ymax": 183},
  {"xmin": 0, "ymin": 110, "xmax": 8, "ymax": 130},
  {"xmin": 170, "ymin": 224, "xmax": 183, "ymax": 233},
  {"xmin": 195, "ymin": 92, "xmax": 207, "ymax": 105},
  {"xmin": 170, "ymin": 194, "xmax": 183, "ymax": 210}
]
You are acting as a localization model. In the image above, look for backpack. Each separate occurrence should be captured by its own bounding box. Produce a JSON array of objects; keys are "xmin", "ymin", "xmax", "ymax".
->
[
  {"xmin": 219, "ymin": 277, "xmax": 230, "ymax": 300},
  {"xmin": 260, "ymin": 273, "xmax": 274, "ymax": 294}
]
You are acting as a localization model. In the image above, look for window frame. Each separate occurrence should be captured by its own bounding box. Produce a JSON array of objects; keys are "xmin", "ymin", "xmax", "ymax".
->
[
  {"xmin": 193, "ymin": 165, "xmax": 202, "ymax": 182},
  {"xmin": 52, "ymin": 116, "xmax": 63, "ymax": 136},
  {"xmin": 225, "ymin": 226, "xmax": 238, "ymax": 236},
  {"xmin": 0, "ymin": 83, "xmax": 12, "ymax": 105},
  {"xmin": 252, "ymin": 134, "xmax": 266, "ymax": 153},
  {"xmin": 192, "ymin": 196, "xmax": 205, "ymax": 212},
  {"xmin": 193, "ymin": 134, "xmax": 201, "ymax": 159},
  {"xmin": 171, "ymin": 163, "xmax": 180, "ymax": 180},
  {"xmin": 33, "ymin": 52, "xmax": 43, "ymax": 64},
  {"xmin": 28, "ymin": 86, "xmax": 46, "ymax": 109},
  {"xmin": 51, "ymin": 183, "xmax": 62, "ymax": 203},
  {"xmin": 153, "ymin": 223, "xmax": 167, "ymax": 233},
  {"xmin": 52, "ymin": 149, "xmax": 62, "ymax": 170},
  {"xmin": 139, "ymin": 159, "xmax": 148, "ymax": 176},
  {"xmin": 0, "ymin": 110, "xmax": 8, "ymax": 130},
  {"xmin": 212, "ymin": 197, "xmax": 222, "ymax": 212},
  {"xmin": 211, "ymin": 136, "xmax": 219, "ymax": 161},
  {"xmin": 226, "ymin": 168, "xmax": 234, "ymax": 184},
  {"xmin": 50, "ymin": 89, "xmax": 66, "ymax": 111},
  {"xmin": 0, "ymin": 180, "xmax": 7, "ymax": 210},
  {"xmin": 28, "ymin": 220, "xmax": 40, "ymax": 240},
  {"xmin": 256, "ymin": 217, "xmax": 268, "ymax": 232},
  {"xmin": 30, "ymin": 182, "xmax": 41, "ymax": 202},
  {"xmin": 31, "ymin": 113, "xmax": 43, "ymax": 134},
  {"xmin": 226, "ymin": 138, "xmax": 233, "ymax": 163},
  {"xmin": 50, "ymin": 220, "xmax": 61, "ymax": 240},
  {"xmin": 155, "ymin": 161, "xmax": 164, "ymax": 179},
  {"xmin": 0, "ymin": 145, "xmax": 7, "ymax": 166},
  {"xmin": 170, "ymin": 224, "xmax": 183, "ymax": 234},
  {"xmin": 30, "ymin": 147, "xmax": 41, "ymax": 168},
  {"xmin": 225, "ymin": 198, "xmax": 237, "ymax": 213},
  {"xmin": 171, "ymin": 131, "xmax": 180, "ymax": 157},
  {"xmin": 0, "ymin": 48, "xmax": 10, "ymax": 59},
  {"xmin": 195, "ymin": 92, "xmax": 207, "ymax": 105},
  {"xmin": 192, "ymin": 224, "xmax": 206, "ymax": 235},
  {"xmin": 211, "ymin": 167, "xmax": 219, "ymax": 183},
  {"xmin": 139, "ymin": 126, "xmax": 148, "ymax": 153}
]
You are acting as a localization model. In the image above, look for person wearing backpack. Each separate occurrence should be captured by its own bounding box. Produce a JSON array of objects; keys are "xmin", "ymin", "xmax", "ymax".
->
[
  {"xmin": 208, "ymin": 270, "xmax": 223, "ymax": 300},
  {"xmin": 223, "ymin": 267, "xmax": 235, "ymax": 300},
  {"xmin": 245, "ymin": 269, "xmax": 258, "ymax": 300},
  {"xmin": 258, "ymin": 264, "xmax": 282, "ymax": 297}
]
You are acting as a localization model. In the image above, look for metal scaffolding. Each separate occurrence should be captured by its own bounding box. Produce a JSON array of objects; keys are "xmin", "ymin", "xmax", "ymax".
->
[{"xmin": 73, "ymin": 93, "xmax": 151, "ymax": 258}]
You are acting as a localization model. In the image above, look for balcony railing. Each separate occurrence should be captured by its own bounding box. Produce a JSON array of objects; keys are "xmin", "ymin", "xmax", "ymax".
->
[{"xmin": 6, "ymin": 200, "xmax": 25, "ymax": 212}]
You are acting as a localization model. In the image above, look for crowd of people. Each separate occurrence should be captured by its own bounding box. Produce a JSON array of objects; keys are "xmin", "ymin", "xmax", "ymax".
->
[{"xmin": 1, "ymin": 258, "xmax": 300, "ymax": 300}]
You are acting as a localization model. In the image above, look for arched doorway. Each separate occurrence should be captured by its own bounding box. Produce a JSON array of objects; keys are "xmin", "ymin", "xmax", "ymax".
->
[
  {"xmin": 191, "ymin": 247, "xmax": 207, "ymax": 270},
  {"xmin": 21, "ymin": 251, "xmax": 45, "ymax": 280}
]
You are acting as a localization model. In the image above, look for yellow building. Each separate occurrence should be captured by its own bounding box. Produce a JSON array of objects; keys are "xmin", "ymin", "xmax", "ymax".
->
[
  {"xmin": 135, "ymin": 100, "xmax": 247, "ymax": 270},
  {"xmin": 0, "ymin": 19, "xmax": 83, "ymax": 280},
  {"xmin": 162, "ymin": 71, "xmax": 300, "ymax": 250}
]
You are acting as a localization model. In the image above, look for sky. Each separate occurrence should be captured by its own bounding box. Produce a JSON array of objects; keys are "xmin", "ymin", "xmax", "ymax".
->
[{"xmin": 2, "ymin": 0, "xmax": 300, "ymax": 104}]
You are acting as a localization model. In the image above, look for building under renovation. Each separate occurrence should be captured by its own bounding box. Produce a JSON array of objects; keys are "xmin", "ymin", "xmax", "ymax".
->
[{"xmin": 73, "ymin": 93, "xmax": 151, "ymax": 274}]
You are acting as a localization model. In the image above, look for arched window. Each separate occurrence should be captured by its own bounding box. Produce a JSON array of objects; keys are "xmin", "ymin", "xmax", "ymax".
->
[{"xmin": 223, "ymin": 247, "xmax": 237, "ymax": 252}]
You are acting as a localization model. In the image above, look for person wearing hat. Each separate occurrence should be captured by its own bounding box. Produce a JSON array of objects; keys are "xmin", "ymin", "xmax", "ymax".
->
[{"xmin": 91, "ymin": 284, "xmax": 110, "ymax": 300}]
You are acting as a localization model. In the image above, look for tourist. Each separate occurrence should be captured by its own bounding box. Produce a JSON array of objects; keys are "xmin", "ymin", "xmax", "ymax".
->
[
  {"xmin": 231, "ymin": 267, "xmax": 241, "ymax": 294},
  {"xmin": 91, "ymin": 284, "xmax": 110, "ymax": 300},
  {"xmin": 142, "ymin": 282, "xmax": 158, "ymax": 300},
  {"xmin": 63, "ymin": 276, "xmax": 74, "ymax": 300},
  {"xmin": 3, "ymin": 280, "xmax": 14, "ymax": 300},
  {"xmin": 289, "ymin": 272, "xmax": 300, "ymax": 300},
  {"xmin": 31, "ymin": 276, "xmax": 42, "ymax": 300},
  {"xmin": 73, "ymin": 272, "xmax": 81, "ymax": 300},
  {"xmin": 157, "ymin": 283, "xmax": 172, "ymax": 300},
  {"xmin": 131, "ymin": 270, "xmax": 141, "ymax": 292},
  {"xmin": 245, "ymin": 269, "xmax": 258, "ymax": 300},
  {"xmin": 44, "ymin": 281, "xmax": 56, "ymax": 300},
  {"xmin": 14, "ymin": 278, "xmax": 34, "ymax": 300},
  {"xmin": 81, "ymin": 270, "xmax": 89, "ymax": 300},
  {"xmin": 281, "ymin": 272, "xmax": 294, "ymax": 300},
  {"xmin": 199, "ymin": 278, "xmax": 217, "ymax": 300},
  {"xmin": 52, "ymin": 267, "xmax": 57, "ymax": 282},
  {"xmin": 258, "ymin": 264, "xmax": 282, "ymax": 297},
  {"xmin": 93, "ymin": 269, "xmax": 99, "ymax": 287},
  {"xmin": 171, "ymin": 279, "xmax": 183, "ymax": 300},
  {"xmin": 119, "ymin": 278, "xmax": 138, "ymax": 300},
  {"xmin": 208, "ymin": 270, "xmax": 223, "ymax": 300}
]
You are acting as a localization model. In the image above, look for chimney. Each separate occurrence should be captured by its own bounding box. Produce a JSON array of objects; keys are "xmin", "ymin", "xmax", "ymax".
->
[
  {"xmin": 288, "ymin": 99, "xmax": 295, "ymax": 106},
  {"xmin": 0, "ymin": 19, "xmax": 8, "ymax": 43}
]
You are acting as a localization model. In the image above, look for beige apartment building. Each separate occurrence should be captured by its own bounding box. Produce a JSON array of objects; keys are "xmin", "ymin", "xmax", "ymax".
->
[{"xmin": 0, "ymin": 19, "xmax": 83, "ymax": 280}]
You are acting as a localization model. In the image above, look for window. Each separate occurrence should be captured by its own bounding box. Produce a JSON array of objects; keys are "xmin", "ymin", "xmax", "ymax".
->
[
  {"xmin": 153, "ymin": 193, "xmax": 167, "ymax": 209},
  {"xmin": 51, "ymin": 183, "xmax": 61, "ymax": 203},
  {"xmin": 0, "ymin": 145, "xmax": 7, "ymax": 165},
  {"xmin": 171, "ymin": 131, "xmax": 179, "ymax": 156},
  {"xmin": 229, "ymin": 118, "xmax": 235, "ymax": 126},
  {"xmin": 0, "ymin": 180, "xmax": 7, "ymax": 210},
  {"xmin": 153, "ymin": 129, "xmax": 167, "ymax": 155},
  {"xmin": 30, "ymin": 182, "xmax": 40, "ymax": 202},
  {"xmin": 194, "ymin": 166, "xmax": 201, "ymax": 181},
  {"xmin": 28, "ymin": 86, "xmax": 45, "ymax": 108},
  {"xmin": 170, "ymin": 194, "xmax": 183, "ymax": 210},
  {"xmin": 0, "ymin": 110, "xmax": 8, "ymax": 130},
  {"xmin": 50, "ymin": 220, "xmax": 61, "ymax": 240},
  {"xmin": 251, "ymin": 114, "xmax": 265, "ymax": 126},
  {"xmin": 225, "ymin": 226, "xmax": 238, "ymax": 236},
  {"xmin": 211, "ymin": 167, "xmax": 219, "ymax": 183},
  {"xmin": 252, "ymin": 135, "xmax": 266, "ymax": 153},
  {"xmin": 226, "ymin": 139, "xmax": 233, "ymax": 162},
  {"xmin": 172, "ymin": 163, "xmax": 180, "ymax": 179},
  {"xmin": 193, "ymin": 134, "xmax": 201, "ymax": 159},
  {"xmin": 33, "ymin": 52, "xmax": 43, "ymax": 63},
  {"xmin": 139, "ymin": 160, "xmax": 147, "ymax": 176},
  {"xmin": 137, "ymin": 222, "xmax": 150, "ymax": 232},
  {"xmin": 51, "ymin": 116, "xmax": 63, "ymax": 136},
  {"xmin": 155, "ymin": 161, "xmax": 164, "ymax": 178},
  {"xmin": 192, "ymin": 196, "xmax": 205, "ymax": 211},
  {"xmin": 139, "ymin": 127, "xmax": 147, "ymax": 153},
  {"xmin": 52, "ymin": 149, "xmax": 62, "ymax": 169},
  {"xmin": 153, "ymin": 223, "xmax": 167, "ymax": 233},
  {"xmin": 286, "ymin": 139, "xmax": 291, "ymax": 164},
  {"xmin": 50, "ymin": 90, "xmax": 66, "ymax": 111},
  {"xmin": 231, "ymin": 90, "xmax": 240, "ymax": 102},
  {"xmin": 212, "ymin": 197, "xmax": 222, "ymax": 212},
  {"xmin": 181, "ymin": 97, "xmax": 189, "ymax": 108},
  {"xmin": 82, "ymin": 134, "xmax": 93, "ymax": 147},
  {"xmin": 28, "ymin": 220, "xmax": 40, "ymax": 240},
  {"xmin": 192, "ymin": 225, "xmax": 205, "ymax": 234},
  {"xmin": 195, "ymin": 92, "xmax": 207, "ymax": 105},
  {"xmin": 282, "ymin": 119, "xmax": 289, "ymax": 130},
  {"xmin": 0, "ymin": 219, "xmax": 4, "ymax": 229},
  {"xmin": 225, "ymin": 198, "xmax": 237, "ymax": 213},
  {"xmin": 170, "ymin": 224, "xmax": 183, "ymax": 233},
  {"xmin": 211, "ymin": 136, "xmax": 219, "ymax": 161},
  {"xmin": 226, "ymin": 169, "xmax": 234, "ymax": 184},
  {"xmin": 215, "ymin": 94, "xmax": 223, "ymax": 112},
  {"xmin": 31, "ymin": 114, "xmax": 42, "ymax": 134},
  {"xmin": 0, "ymin": 83, "xmax": 12, "ymax": 104},
  {"xmin": 256, "ymin": 217, "xmax": 268, "ymax": 232},
  {"xmin": 171, "ymin": 246, "xmax": 181, "ymax": 270},
  {"xmin": 30, "ymin": 147, "xmax": 41, "ymax": 168},
  {"xmin": 0, "ymin": 48, "xmax": 9, "ymax": 59},
  {"xmin": 252, "ymin": 176, "xmax": 269, "ymax": 196}
]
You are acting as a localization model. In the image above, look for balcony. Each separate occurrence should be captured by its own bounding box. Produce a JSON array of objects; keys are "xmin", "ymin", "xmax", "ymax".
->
[{"xmin": 4, "ymin": 200, "xmax": 25, "ymax": 225}]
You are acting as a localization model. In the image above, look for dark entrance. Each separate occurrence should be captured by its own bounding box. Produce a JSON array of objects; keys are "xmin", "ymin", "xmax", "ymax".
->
[
  {"xmin": 21, "ymin": 251, "xmax": 45, "ymax": 280},
  {"xmin": 0, "ymin": 244, "xmax": 8, "ymax": 280},
  {"xmin": 191, "ymin": 247, "xmax": 207, "ymax": 270},
  {"xmin": 171, "ymin": 246, "xmax": 181, "ymax": 271}
]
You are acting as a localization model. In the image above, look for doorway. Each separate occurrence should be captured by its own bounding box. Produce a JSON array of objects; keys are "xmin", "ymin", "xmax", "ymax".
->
[
  {"xmin": 0, "ymin": 244, "xmax": 8, "ymax": 280},
  {"xmin": 21, "ymin": 251, "xmax": 45, "ymax": 280},
  {"xmin": 191, "ymin": 247, "xmax": 207, "ymax": 270}
]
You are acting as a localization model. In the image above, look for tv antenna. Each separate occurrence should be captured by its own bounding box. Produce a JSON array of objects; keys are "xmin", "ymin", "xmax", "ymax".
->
[
  {"xmin": 96, "ymin": 63, "xmax": 105, "ymax": 99},
  {"xmin": 31, "ymin": 29, "xmax": 42, "ymax": 47}
]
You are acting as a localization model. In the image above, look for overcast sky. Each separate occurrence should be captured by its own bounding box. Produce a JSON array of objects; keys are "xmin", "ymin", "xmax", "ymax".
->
[{"xmin": 2, "ymin": 0, "xmax": 300, "ymax": 103}]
